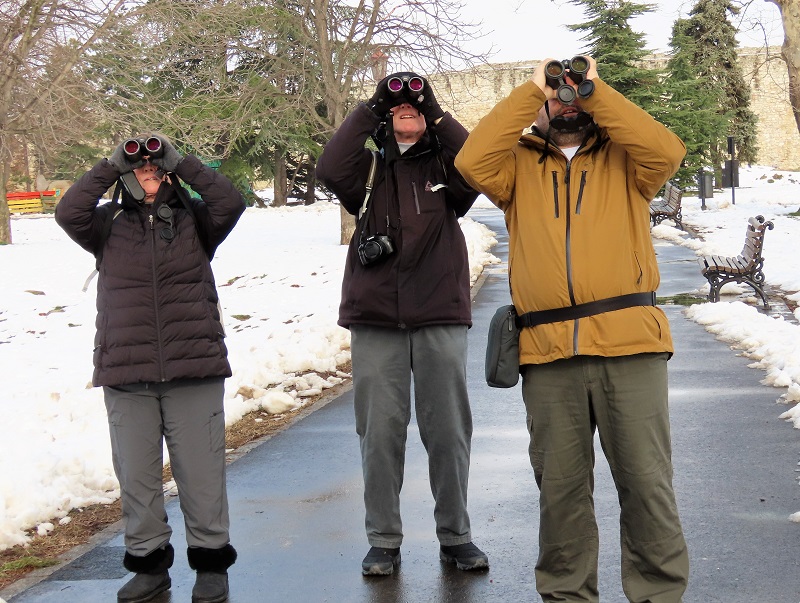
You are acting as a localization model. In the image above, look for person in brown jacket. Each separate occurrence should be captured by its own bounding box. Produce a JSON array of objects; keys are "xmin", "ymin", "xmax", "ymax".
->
[
  {"xmin": 455, "ymin": 56, "xmax": 690, "ymax": 602},
  {"xmin": 316, "ymin": 72, "xmax": 488, "ymax": 576},
  {"xmin": 55, "ymin": 134, "xmax": 244, "ymax": 603}
]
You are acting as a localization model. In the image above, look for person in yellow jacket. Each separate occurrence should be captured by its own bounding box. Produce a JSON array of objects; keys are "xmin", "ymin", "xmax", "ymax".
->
[{"xmin": 455, "ymin": 55, "xmax": 690, "ymax": 602}]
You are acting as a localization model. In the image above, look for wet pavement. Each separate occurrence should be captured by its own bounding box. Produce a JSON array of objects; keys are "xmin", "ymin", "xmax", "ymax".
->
[{"xmin": 4, "ymin": 207, "xmax": 800, "ymax": 602}]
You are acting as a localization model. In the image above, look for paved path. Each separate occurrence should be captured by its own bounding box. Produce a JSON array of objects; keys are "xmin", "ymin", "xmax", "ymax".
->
[{"xmin": 4, "ymin": 207, "xmax": 800, "ymax": 602}]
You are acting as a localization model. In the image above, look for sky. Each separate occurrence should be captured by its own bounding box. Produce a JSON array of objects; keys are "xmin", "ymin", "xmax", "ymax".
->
[
  {"xmin": 457, "ymin": 0, "xmax": 786, "ymax": 64},
  {"xmin": 1, "ymin": 165, "xmax": 800, "ymax": 554}
]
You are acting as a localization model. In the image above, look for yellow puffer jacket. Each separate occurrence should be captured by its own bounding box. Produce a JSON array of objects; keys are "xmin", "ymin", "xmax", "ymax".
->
[{"xmin": 455, "ymin": 79, "xmax": 686, "ymax": 365}]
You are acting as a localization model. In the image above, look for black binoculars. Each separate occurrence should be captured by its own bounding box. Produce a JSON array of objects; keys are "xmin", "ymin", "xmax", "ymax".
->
[
  {"xmin": 386, "ymin": 75, "xmax": 424, "ymax": 99},
  {"xmin": 544, "ymin": 56, "xmax": 595, "ymax": 104},
  {"xmin": 123, "ymin": 136, "xmax": 164, "ymax": 162}
]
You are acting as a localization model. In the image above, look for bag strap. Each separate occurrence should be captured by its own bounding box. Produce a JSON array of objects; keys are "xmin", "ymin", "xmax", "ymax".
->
[
  {"xmin": 358, "ymin": 150, "xmax": 380, "ymax": 220},
  {"xmin": 516, "ymin": 292, "xmax": 657, "ymax": 328}
]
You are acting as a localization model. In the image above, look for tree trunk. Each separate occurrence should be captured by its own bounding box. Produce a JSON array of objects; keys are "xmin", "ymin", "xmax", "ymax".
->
[
  {"xmin": 340, "ymin": 205, "xmax": 356, "ymax": 245},
  {"xmin": 769, "ymin": 0, "xmax": 800, "ymax": 132},
  {"xmin": 305, "ymin": 159, "xmax": 316, "ymax": 205},
  {"xmin": 0, "ymin": 158, "xmax": 11, "ymax": 244},
  {"xmin": 273, "ymin": 149, "xmax": 287, "ymax": 207}
]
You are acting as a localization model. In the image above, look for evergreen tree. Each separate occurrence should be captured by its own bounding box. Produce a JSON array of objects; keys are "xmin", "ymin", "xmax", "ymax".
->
[
  {"xmin": 660, "ymin": 23, "xmax": 728, "ymax": 186},
  {"xmin": 568, "ymin": 0, "xmax": 663, "ymax": 113},
  {"xmin": 667, "ymin": 0, "xmax": 758, "ymax": 175}
]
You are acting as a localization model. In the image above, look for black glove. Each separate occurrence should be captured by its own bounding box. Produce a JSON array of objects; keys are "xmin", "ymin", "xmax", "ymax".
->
[
  {"xmin": 367, "ymin": 74, "xmax": 397, "ymax": 119},
  {"xmin": 149, "ymin": 136, "xmax": 184, "ymax": 173},
  {"xmin": 412, "ymin": 78, "xmax": 445, "ymax": 124},
  {"xmin": 108, "ymin": 141, "xmax": 145, "ymax": 174}
]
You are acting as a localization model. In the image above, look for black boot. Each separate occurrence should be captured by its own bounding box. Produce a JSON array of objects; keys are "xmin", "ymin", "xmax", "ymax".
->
[
  {"xmin": 118, "ymin": 544, "xmax": 174, "ymax": 603},
  {"xmin": 187, "ymin": 544, "xmax": 237, "ymax": 603}
]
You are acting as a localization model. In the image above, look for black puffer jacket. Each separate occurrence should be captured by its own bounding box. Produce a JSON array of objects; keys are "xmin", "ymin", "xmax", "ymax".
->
[
  {"xmin": 55, "ymin": 154, "xmax": 245, "ymax": 386},
  {"xmin": 316, "ymin": 103, "xmax": 479, "ymax": 329}
]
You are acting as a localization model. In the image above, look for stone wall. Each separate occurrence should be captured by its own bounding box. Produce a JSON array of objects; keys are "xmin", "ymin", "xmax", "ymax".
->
[{"xmin": 432, "ymin": 48, "xmax": 800, "ymax": 170}]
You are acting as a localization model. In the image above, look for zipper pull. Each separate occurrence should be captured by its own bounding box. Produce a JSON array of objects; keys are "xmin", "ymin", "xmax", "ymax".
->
[
  {"xmin": 149, "ymin": 214, "xmax": 154, "ymax": 229},
  {"xmin": 565, "ymin": 162, "xmax": 571, "ymax": 185}
]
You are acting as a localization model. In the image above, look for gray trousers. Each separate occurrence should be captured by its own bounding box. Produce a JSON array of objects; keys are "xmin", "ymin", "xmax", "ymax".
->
[
  {"xmin": 350, "ymin": 325, "xmax": 474, "ymax": 548},
  {"xmin": 103, "ymin": 378, "xmax": 231, "ymax": 556},
  {"xmin": 521, "ymin": 353, "xmax": 689, "ymax": 603}
]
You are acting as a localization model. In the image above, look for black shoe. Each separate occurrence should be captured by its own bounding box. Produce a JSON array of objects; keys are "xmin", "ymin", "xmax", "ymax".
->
[
  {"xmin": 440, "ymin": 542, "xmax": 489, "ymax": 570},
  {"xmin": 361, "ymin": 546, "xmax": 401, "ymax": 576},
  {"xmin": 192, "ymin": 571, "xmax": 229, "ymax": 603},
  {"xmin": 117, "ymin": 571, "xmax": 171, "ymax": 603}
]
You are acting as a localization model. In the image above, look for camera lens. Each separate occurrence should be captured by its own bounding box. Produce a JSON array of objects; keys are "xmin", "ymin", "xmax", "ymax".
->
[
  {"xmin": 362, "ymin": 240, "xmax": 380, "ymax": 261},
  {"xmin": 124, "ymin": 139, "xmax": 141, "ymax": 156},
  {"xmin": 145, "ymin": 137, "xmax": 162, "ymax": 153},
  {"xmin": 408, "ymin": 77, "xmax": 424, "ymax": 92},
  {"xmin": 387, "ymin": 77, "xmax": 404, "ymax": 92}
]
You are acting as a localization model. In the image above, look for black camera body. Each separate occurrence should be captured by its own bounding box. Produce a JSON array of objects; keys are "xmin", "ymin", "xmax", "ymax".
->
[{"xmin": 358, "ymin": 234, "xmax": 395, "ymax": 267}]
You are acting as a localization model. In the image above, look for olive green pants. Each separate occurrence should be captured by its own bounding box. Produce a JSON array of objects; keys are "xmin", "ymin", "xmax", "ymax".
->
[{"xmin": 521, "ymin": 353, "xmax": 689, "ymax": 603}]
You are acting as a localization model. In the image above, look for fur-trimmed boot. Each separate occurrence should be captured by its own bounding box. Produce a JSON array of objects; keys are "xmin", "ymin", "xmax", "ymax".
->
[
  {"xmin": 118, "ymin": 543, "xmax": 174, "ymax": 603},
  {"xmin": 187, "ymin": 544, "xmax": 237, "ymax": 603}
]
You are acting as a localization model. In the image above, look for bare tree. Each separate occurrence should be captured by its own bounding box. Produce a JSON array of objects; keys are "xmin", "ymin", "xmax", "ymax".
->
[
  {"xmin": 765, "ymin": 0, "xmax": 800, "ymax": 132},
  {"xmin": 296, "ymin": 0, "xmax": 489, "ymax": 243},
  {"xmin": 0, "ymin": 0, "xmax": 132, "ymax": 244}
]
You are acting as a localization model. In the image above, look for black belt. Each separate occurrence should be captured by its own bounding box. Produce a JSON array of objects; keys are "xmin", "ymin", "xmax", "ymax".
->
[{"xmin": 516, "ymin": 292, "xmax": 657, "ymax": 328}]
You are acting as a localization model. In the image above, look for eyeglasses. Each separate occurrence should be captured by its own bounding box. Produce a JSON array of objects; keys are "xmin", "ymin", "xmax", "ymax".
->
[{"xmin": 156, "ymin": 204, "xmax": 174, "ymax": 241}]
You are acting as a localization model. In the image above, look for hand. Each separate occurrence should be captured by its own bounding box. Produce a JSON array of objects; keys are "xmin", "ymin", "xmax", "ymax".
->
[
  {"xmin": 149, "ymin": 136, "xmax": 184, "ymax": 173},
  {"xmin": 409, "ymin": 78, "xmax": 445, "ymax": 124},
  {"xmin": 109, "ymin": 141, "xmax": 145, "ymax": 174},
  {"xmin": 367, "ymin": 74, "xmax": 396, "ymax": 118}
]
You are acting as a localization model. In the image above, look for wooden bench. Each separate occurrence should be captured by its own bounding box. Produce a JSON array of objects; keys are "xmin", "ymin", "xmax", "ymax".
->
[
  {"xmin": 699, "ymin": 215, "xmax": 774, "ymax": 307},
  {"xmin": 6, "ymin": 190, "xmax": 59, "ymax": 214},
  {"xmin": 650, "ymin": 180, "xmax": 684, "ymax": 230}
]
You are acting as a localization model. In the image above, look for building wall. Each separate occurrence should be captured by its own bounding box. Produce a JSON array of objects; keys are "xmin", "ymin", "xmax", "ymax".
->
[{"xmin": 432, "ymin": 48, "xmax": 800, "ymax": 170}]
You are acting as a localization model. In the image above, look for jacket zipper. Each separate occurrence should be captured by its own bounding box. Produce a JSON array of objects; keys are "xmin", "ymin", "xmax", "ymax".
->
[
  {"xmin": 575, "ymin": 171, "xmax": 587, "ymax": 214},
  {"xmin": 411, "ymin": 182, "xmax": 421, "ymax": 215},
  {"xmin": 564, "ymin": 161, "xmax": 579, "ymax": 355},
  {"xmin": 551, "ymin": 171, "xmax": 559, "ymax": 218},
  {"xmin": 149, "ymin": 212, "xmax": 167, "ymax": 381}
]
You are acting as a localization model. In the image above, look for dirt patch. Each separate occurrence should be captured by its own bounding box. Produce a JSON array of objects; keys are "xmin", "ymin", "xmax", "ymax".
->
[{"xmin": 0, "ymin": 368, "xmax": 351, "ymax": 591}]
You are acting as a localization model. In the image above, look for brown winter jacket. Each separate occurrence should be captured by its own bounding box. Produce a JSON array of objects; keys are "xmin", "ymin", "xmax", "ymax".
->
[
  {"xmin": 55, "ymin": 154, "xmax": 245, "ymax": 386},
  {"xmin": 455, "ymin": 79, "xmax": 685, "ymax": 365},
  {"xmin": 316, "ymin": 103, "xmax": 479, "ymax": 329}
]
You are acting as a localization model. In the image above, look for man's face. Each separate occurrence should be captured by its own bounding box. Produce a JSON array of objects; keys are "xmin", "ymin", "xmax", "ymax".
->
[
  {"xmin": 391, "ymin": 103, "xmax": 426, "ymax": 144},
  {"xmin": 133, "ymin": 160, "xmax": 166, "ymax": 202}
]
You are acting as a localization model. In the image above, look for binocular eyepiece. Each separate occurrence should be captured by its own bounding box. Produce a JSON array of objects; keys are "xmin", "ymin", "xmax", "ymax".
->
[
  {"xmin": 386, "ymin": 75, "xmax": 424, "ymax": 99},
  {"xmin": 123, "ymin": 136, "xmax": 164, "ymax": 162},
  {"xmin": 544, "ymin": 56, "xmax": 595, "ymax": 104}
]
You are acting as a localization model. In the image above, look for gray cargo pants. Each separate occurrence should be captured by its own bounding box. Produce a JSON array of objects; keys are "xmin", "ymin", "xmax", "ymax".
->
[
  {"xmin": 103, "ymin": 377, "xmax": 231, "ymax": 556},
  {"xmin": 521, "ymin": 353, "xmax": 689, "ymax": 603},
  {"xmin": 350, "ymin": 324, "xmax": 474, "ymax": 549}
]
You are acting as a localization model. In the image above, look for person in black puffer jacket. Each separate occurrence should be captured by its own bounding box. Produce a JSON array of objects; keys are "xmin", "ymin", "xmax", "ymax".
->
[
  {"xmin": 55, "ymin": 133, "xmax": 244, "ymax": 603},
  {"xmin": 316, "ymin": 72, "xmax": 488, "ymax": 576}
]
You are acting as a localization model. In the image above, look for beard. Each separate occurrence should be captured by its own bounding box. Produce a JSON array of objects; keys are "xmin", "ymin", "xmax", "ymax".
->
[{"xmin": 543, "ymin": 111, "xmax": 593, "ymax": 147}]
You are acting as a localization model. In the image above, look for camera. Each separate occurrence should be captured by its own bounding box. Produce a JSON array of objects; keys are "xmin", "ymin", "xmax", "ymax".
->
[
  {"xmin": 358, "ymin": 234, "xmax": 395, "ymax": 266},
  {"xmin": 544, "ymin": 56, "xmax": 595, "ymax": 104},
  {"xmin": 123, "ymin": 136, "xmax": 164, "ymax": 162}
]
